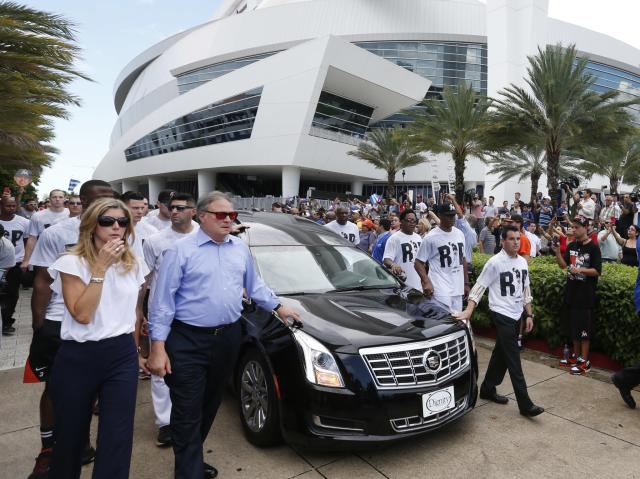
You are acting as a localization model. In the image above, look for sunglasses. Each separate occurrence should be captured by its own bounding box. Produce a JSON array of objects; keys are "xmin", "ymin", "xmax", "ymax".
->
[
  {"xmin": 68, "ymin": 201, "xmax": 82, "ymax": 206},
  {"xmin": 205, "ymin": 210, "xmax": 238, "ymax": 221},
  {"xmin": 97, "ymin": 216, "xmax": 130, "ymax": 227},
  {"xmin": 169, "ymin": 205, "xmax": 193, "ymax": 212}
]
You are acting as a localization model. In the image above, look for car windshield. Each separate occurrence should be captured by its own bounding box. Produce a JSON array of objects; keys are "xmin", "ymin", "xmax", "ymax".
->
[{"xmin": 251, "ymin": 245, "xmax": 400, "ymax": 295}]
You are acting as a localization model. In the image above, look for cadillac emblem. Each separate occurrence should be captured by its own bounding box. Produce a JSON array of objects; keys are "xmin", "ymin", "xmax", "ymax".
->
[{"xmin": 422, "ymin": 350, "xmax": 441, "ymax": 372}]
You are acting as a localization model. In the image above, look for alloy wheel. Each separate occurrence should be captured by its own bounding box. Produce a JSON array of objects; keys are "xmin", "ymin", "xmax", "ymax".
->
[{"xmin": 240, "ymin": 360, "xmax": 269, "ymax": 432}]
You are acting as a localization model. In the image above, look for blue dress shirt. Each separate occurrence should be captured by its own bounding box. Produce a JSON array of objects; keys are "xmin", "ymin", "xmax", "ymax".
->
[
  {"xmin": 455, "ymin": 218, "xmax": 477, "ymax": 262},
  {"xmin": 149, "ymin": 229, "xmax": 279, "ymax": 341}
]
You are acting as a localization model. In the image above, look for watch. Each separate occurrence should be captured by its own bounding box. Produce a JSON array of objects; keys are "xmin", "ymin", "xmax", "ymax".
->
[
  {"xmin": 274, "ymin": 303, "xmax": 283, "ymax": 312},
  {"xmin": 89, "ymin": 277, "xmax": 104, "ymax": 284},
  {"xmin": 527, "ymin": 314, "xmax": 534, "ymax": 319}
]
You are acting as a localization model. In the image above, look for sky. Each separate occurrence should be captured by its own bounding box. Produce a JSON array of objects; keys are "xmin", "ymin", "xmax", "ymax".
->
[{"xmin": 24, "ymin": 0, "xmax": 640, "ymax": 197}]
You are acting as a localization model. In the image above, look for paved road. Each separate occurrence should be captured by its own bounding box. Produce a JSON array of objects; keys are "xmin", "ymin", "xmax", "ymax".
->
[{"xmin": 1, "ymin": 311, "xmax": 639, "ymax": 478}]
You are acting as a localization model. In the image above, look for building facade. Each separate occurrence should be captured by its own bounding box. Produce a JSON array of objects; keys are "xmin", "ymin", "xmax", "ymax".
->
[{"xmin": 94, "ymin": 0, "xmax": 640, "ymax": 203}]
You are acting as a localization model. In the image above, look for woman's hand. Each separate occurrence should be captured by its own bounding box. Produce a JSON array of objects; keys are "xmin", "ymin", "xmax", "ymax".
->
[{"xmin": 93, "ymin": 239, "xmax": 125, "ymax": 275}]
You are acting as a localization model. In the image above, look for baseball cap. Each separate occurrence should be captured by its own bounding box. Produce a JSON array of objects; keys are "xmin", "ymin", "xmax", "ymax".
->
[
  {"xmin": 572, "ymin": 215, "xmax": 590, "ymax": 228},
  {"xmin": 361, "ymin": 219, "xmax": 374, "ymax": 229},
  {"xmin": 436, "ymin": 202, "xmax": 457, "ymax": 215},
  {"xmin": 543, "ymin": 195, "xmax": 551, "ymax": 200}
]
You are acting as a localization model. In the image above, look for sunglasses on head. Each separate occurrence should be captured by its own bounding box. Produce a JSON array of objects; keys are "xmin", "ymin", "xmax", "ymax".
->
[
  {"xmin": 205, "ymin": 210, "xmax": 238, "ymax": 221},
  {"xmin": 97, "ymin": 216, "xmax": 130, "ymax": 227},
  {"xmin": 169, "ymin": 205, "xmax": 193, "ymax": 212}
]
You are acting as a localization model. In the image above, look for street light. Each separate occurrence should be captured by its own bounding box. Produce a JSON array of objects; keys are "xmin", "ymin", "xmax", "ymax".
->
[{"xmin": 402, "ymin": 169, "xmax": 406, "ymax": 194}]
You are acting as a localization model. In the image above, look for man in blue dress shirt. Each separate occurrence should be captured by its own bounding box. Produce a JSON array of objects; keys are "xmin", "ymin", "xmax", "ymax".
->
[{"xmin": 147, "ymin": 191, "xmax": 300, "ymax": 479}]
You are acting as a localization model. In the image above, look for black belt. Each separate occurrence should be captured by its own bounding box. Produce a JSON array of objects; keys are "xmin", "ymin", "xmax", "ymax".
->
[{"xmin": 172, "ymin": 319, "xmax": 238, "ymax": 336}]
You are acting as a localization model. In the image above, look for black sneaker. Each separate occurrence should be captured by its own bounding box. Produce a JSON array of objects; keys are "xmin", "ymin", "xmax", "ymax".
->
[
  {"xmin": 156, "ymin": 425, "xmax": 172, "ymax": 447},
  {"xmin": 2, "ymin": 325, "xmax": 16, "ymax": 336},
  {"xmin": 28, "ymin": 448, "xmax": 52, "ymax": 479},
  {"xmin": 204, "ymin": 463, "xmax": 218, "ymax": 479},
  {"xmin": 82, "ymin": 444, "xmax": 96, "ymax": 465}
]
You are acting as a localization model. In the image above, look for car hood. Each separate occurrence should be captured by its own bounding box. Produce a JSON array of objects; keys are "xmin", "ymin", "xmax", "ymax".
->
[{"xmin": 281, "ymin": 289, "xmax": 466, "ymax": 354}]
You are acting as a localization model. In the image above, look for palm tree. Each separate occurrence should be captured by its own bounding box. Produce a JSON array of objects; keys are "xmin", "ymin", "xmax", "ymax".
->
[
  {"xmin": 0, "ymin": 2, "xmax": 91, "ymax": 173},
  {"xmin": 403, "ymin": 82, "xmax": 492, "ymax": 203},
  {"xmin": 348, "ymin": 127, "xmax": 427, "ymax": 199},
  {"xmin": 577, "ymin": 134, "xmax": 640, "ymax": 194},
  {"xmin": 485, "ymin": 146, "xmax": 580, "ymax": 205},
  {"xmin": 489, "ymin": 43, "xmax": 639, "ymax": 206}
]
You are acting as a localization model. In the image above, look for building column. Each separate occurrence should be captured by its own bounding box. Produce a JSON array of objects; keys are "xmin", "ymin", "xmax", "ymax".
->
[
  {"xmin": 197, "ymin": 170, "xmax": 217, "ymax": 199},
  {"xmin": 281, "ymin": 166, "xmax": 300, "ymax": 198},
  {"xmin": 350, "ymin": 180, "xmax": 363, "ymax": 196},
  {"xmin": 148, "ymin": 176, "xmax": 165, "ymax": 205},
  {"xmin": 485, "ymin": 0, "xmax": 549, "ymax": 202},
  {"xmin": 121, "ymin": 179, "xmax": 138, "ymax": 193}
]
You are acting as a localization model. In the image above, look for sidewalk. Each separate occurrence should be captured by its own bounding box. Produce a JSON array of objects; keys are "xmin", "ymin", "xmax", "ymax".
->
[
  {"xmin": 0, "ymin": 288, "xmax": 32, "ymax": 370},
  {"xmin": 1, "ymin": 292, "xmax": 639, "ymax": 478}
]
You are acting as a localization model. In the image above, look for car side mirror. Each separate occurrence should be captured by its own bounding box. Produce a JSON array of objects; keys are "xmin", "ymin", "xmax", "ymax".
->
[{"xmin": 242, "ymin": 297, "xmax": 256, "ymax": 313}]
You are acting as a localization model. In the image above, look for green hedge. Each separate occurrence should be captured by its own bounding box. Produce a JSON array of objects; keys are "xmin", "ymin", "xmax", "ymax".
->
[{"xmin": 470, "ymin": 253, "xmax": 640, "ymax": 366}]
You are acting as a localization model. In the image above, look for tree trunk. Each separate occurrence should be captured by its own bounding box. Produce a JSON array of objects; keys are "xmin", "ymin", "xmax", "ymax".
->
[
  {"xmin": 386, "ymin": 171, "xmax": 396, "ymax": 200},
  {"xmin": 546, "ymin": 150, "xmax": 560, "ymax": 208},
  {"xmin": 530, "ymin": 173, "xmax": 540, "ymax": 206},
  {"xmin": 454, "ymin": 152, "xmax": 465, "ymax": 205},
  {"xmin": 610, "ymin": 175, "xmax": 619, "ymax": 195}
]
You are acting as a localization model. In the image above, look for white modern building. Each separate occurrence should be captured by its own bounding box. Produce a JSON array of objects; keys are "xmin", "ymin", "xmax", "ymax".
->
[{"xmin": 94, "ymin": 0, "xmax": 640, "ymax": 203}]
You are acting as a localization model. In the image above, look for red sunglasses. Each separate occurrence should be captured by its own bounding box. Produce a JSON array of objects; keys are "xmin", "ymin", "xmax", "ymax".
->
[{"xmin": 205, "ymin": 210, "xmax": 238, "ymax": 221}]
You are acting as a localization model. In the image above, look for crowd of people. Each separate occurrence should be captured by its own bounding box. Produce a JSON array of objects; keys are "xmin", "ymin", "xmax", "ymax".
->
[{"xmin": 0, "ymin": 180, "xmax": 638, "ymax": 479}]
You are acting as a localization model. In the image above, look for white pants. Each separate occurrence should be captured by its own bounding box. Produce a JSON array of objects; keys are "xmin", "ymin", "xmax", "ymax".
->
[{"xmin": 151, "ymin": 374, "xmax": 172, "ymax": 427}]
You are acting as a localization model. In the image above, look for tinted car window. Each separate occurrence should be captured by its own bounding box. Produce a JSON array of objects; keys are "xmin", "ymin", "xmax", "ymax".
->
[{"xmin": 252, "ymin": 245, "xmax": 399, "ymax": 294}]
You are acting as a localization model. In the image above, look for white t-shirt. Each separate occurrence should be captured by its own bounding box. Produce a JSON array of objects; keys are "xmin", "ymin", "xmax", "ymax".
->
[
  {"xmin": 30, "ymin": 217, "xmax": 81, "ymax": 322},
  {"xmin": 578, "ymin": 198, "xmax": 596, "ymax": 219},
  {"xmin": 143, "ymin": 209, "xmax": 171, "ymax": 230},
  {"xmin": 0, "ymin": 237, "xmax": 16, "ymax": 269},
  {"xmin": 483, "ymin": 205, "xmax": 498, "ymax": 218},
  {"xmin": 383, "ymin": 231, "xmax": 422, "ymax": 291},
  {"xmin": 0, "ymin": 214, "xmax": 29, "ymax": 262},
  {"xmin": 27, "ymin": 208, "xmax": 69, "ymax": 237},
  {"xmin": 134, "ymin": 220, "xmax": 158, "ymax": 243},
  {"xmin": 476, "ymin": 250, "xmax": 530, "ymax": 321},
  {"xmin": 324, "ymin": 220, "xmax": 360, "ymax": 245},
  {"xmin": 144, "ymin": 225, "xmax": 199, "ymax": 301},
  {"xmin": 525, "ymin": 230, "xmax": 541, "ymax": 258},
  {"xmin": 49, "ymin": 254, "xmax": 148, "ymax": 342},
  {"xmin": 416, "ymin": 226, "xmax": 466, "ymax": 298}
]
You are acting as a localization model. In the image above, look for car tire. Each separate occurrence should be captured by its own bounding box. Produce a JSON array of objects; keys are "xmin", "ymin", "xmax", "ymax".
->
[{"xmin": 236, "ymin": 349, "xmax": 282, "ymax": 447}]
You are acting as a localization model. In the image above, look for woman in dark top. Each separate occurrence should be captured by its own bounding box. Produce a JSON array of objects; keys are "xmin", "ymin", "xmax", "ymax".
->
[{"xmin": 611, "ymin": 224, "xmax": 639, "ymax": 266}]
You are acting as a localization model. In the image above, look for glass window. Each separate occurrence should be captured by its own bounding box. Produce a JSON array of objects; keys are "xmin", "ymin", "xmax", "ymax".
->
[
  {"xmin": 176, "ymin": 52, "xmax": 278, "ymax": 94},
  {"xmin": 310, "ymin": 91, "xmax": 374, "ymax": 140},
  {"xmin": 125, "ymin": 88, "xmax": 263, "ymax": 161},
  {"xmin": 252, "ymin": 245, "xmax": 399, "ymax": 295}
]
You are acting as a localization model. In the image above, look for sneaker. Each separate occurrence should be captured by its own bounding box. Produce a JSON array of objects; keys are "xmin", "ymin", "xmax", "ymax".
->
[
  {"xmin": 2, "ymin": 325, "xmax": 16, "ymax": 336},
  {"xmin": 156, "ymin": 425, "xmax": 172, "ymax": 447},
  {"xmin": 517, "ymin": 334, "xmax": 523, "ymax": 350},
  {"xmin": 559, "ymin": 354, "xmax": 577, "ymax": 367},
  {"xmin": 28, "ymin": 448, "xmax": 52, "ymax": 479},
  {"xmin": 82, "ymin": 444, "xmax": 96, "ymax": 465},
  {"xmin": 570, "ymin": 359, "xmax": 591, "ymax": 375}
]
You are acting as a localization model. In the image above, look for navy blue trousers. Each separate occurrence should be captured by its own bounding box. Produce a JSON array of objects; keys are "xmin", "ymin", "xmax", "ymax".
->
[
  {"xmin": 164, "ymin": 320, "xmax": 242, "ymax": 479},
  {"xmin": 49, "ymin": 333, "xmax": 138, "ymax": 479}
]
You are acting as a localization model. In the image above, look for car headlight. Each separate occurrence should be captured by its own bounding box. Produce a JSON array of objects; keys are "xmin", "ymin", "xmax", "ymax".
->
[{"xmin": 292, "ymin": 329, "xmax": 344, "ymax": 388}]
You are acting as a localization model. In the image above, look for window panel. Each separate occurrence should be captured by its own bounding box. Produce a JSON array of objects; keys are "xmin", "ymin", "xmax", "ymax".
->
[{"xmin": 125, "ymin": 88, "xmax": 262, "ymax": 161}]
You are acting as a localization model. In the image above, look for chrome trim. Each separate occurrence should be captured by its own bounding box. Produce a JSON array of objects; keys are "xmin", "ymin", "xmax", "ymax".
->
[
  {"xmin": 359, "ymin": 330, "xmax": 470, "ymax": 390},
  {"xmin": 311, "ymin": 415, "xmax": 365, "ymax": 432},
  {"xmin": 390, "ymin": 396, "xmax": 468, "ymax": 433}
]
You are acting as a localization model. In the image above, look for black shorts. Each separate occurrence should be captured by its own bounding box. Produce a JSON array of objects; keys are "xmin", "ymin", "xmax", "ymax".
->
[
  {"xmin": 565, "ymin": 308, "xmax": 593, "ymax": 341},
  {"xmin": 25, "ymin": 320, "xmax": 62, "ymax": 382}
]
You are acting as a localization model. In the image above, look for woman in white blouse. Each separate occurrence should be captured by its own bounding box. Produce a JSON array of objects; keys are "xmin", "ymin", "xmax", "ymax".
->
[{"xmin": 48, "ymin": 198, "xmax": 148, "ymax": 479}]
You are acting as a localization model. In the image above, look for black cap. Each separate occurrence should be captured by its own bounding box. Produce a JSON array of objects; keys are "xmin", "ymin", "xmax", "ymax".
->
[
  {"xmin": 436, "ymin": 202, "xmax": 457, "ymax": 215},
  {"xmin": 157, "ymin": 189, "xmax": 176, "ymax": 204}
]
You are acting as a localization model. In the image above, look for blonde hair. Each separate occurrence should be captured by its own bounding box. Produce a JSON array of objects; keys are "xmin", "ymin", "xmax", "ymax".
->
[
  {"xmin": 418, "ymin": 218, "xmax": 431, "ymax": 234},
  {"xmin": 70, "ymin": 198, "xmax": 137, "ymax": 273}
]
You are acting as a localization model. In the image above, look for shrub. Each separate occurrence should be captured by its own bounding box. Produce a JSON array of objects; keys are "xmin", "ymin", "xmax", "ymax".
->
[{"xmin": 471, "ymin": 253, "xmax": 640, "ymax": 366}]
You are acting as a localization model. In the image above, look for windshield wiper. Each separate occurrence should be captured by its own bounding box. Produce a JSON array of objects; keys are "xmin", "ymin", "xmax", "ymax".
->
[{"xmin": 328, "ymin": 285, "xmax": 396, "ymax": 293}]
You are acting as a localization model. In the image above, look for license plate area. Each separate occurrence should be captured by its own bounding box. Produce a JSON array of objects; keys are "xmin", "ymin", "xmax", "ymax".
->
[{"xmin": 422, "ymin": 385, "xmax": 455, "ymax": 418}]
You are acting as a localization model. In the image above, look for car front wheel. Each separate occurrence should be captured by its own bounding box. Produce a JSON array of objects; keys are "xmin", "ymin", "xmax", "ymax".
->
[{"xmin": 237, "ymin": 349, "xmax": 281, "ymax": 446}]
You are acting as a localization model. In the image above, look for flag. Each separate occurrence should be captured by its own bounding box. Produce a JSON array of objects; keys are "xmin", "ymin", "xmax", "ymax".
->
[
  {"xmin": 68, "ymin": 179, "xmax": 81, "ymax": 192},
  {"xmin": 369, "ymin": 193, "xmax": 381, "ymax": 205}
]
